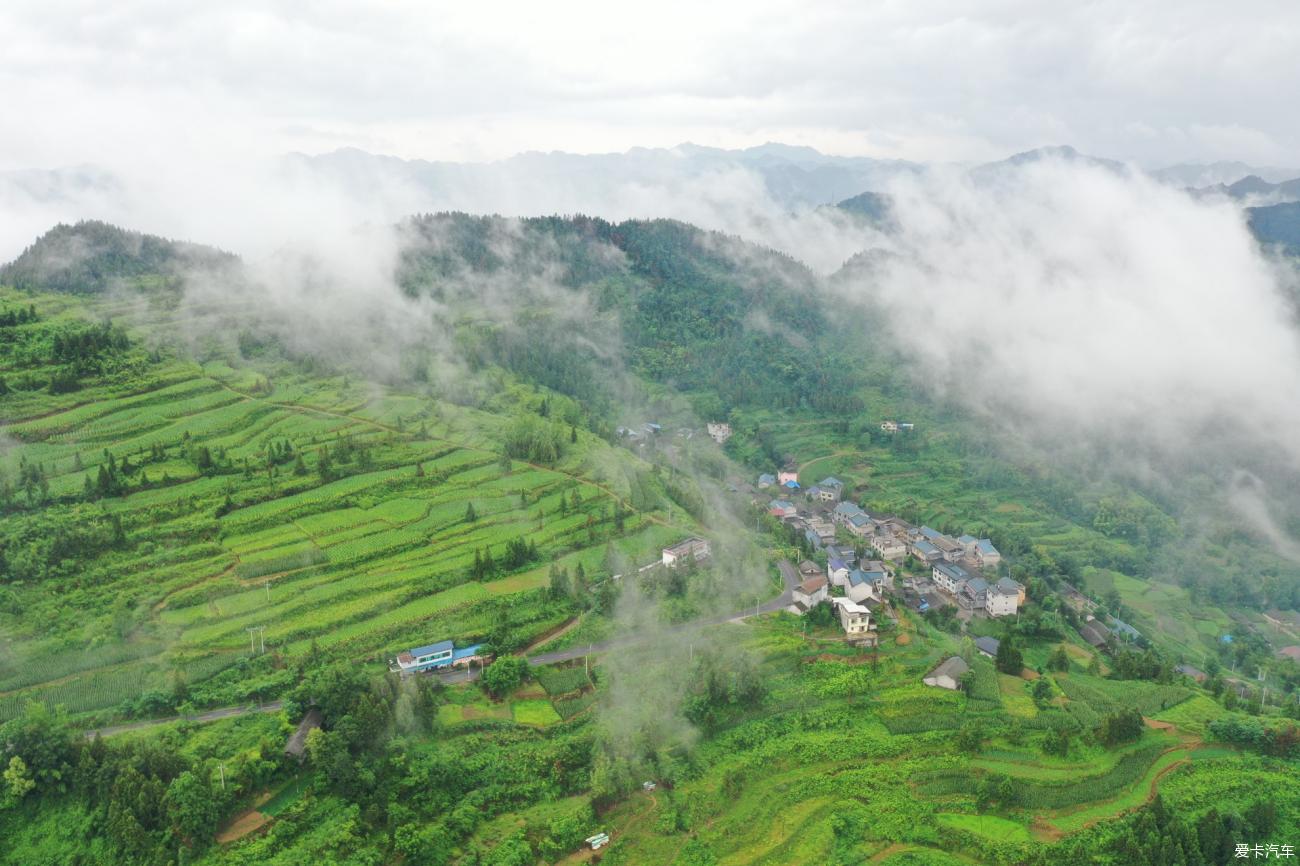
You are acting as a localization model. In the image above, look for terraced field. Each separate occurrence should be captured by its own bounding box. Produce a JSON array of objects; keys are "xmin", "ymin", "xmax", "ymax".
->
[{"xmin": 0, "ymin": 289, "xmax": 698, "ymax": 723}]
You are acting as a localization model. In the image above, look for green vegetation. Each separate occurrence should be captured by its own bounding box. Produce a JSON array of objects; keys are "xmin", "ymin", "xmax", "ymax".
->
[{"xmin": 1, "ymin": 218, "xmax": 1298, "ymax": 865}]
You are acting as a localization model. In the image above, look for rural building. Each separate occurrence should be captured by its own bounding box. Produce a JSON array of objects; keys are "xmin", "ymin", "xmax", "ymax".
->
[
  {"xmin": 662, "ymin": 537, "xmax": 711, "ymax": 567},
  {"xmin": 847, "ymin": 514, "xmax": 874, "ymax": 537},
  {"xmin": 880, "ymin": 421, "xmax": 899, "ymax": 433},
  {"xmin": 957, "ymin": 534, "xmax": 979, "ymax": 555},
  {"xmin": 872, "ymin": 534, "xmax": 907, "ymax": 561},
  {"xmin": 974, "ymin": 636, "xmax": 1000, "ymax": 658},
  {"xmin": 1109, "ymin": 617, "xmax": 1141, "ymax": 642},
  {"xmin": 828, "ymin": 557, "xmax": 851, "ymax": 587},
  {"xmin": 832, "ymin": 502, "xmax": 865, "ymax": 525},
  {"xmin": 825, "ymin": 543, "xmax": 856, "ymax": 565},
  {"xmin": 793, "ymin": 574, "xmax": 829, "ymax": 609},
  {"xmin": 284, "ymin": 707, "xmax": 324, "ymax": 762},
  {"xmin": 985, "ymin": 578, "xmax": 1022, "ymax": 617},
  {"xmin": 831, "ymin": 597, "xmax": 873, "ymax": 638},
  {"xmin": 778, "ymin": 467, "xmax": 799, "ymax": 485},
  {"xmin": 758, "ymin": 473, "xmax": 776, "ymax": 488},
  {"xmin": 815, "ymin": 477, "xmax": 845, "ymax": 502},
  {"xmin": 706, "ymin": 422, "xmax": 733, "ymax": 444},
  {"xmin": 769, "ymin": 499, "xmax": 797, "ymax": 518},
  {"xmin": 847, "ymin": 566, "xmax": 888, "ymax": 603},
  {"xmin": 910, "ymin": 539, "xmax": 944, "ymax": 564},
  {"xmin": 923, "ymin": 656, "xmax": 969, "ymax": 690},
  {"xmin": 1176, "ymin": 664, "xmax": 1208, "ymax": 683},
  {"xmin": 393, "ymin": 640, "xmax": 486, "ymax": 674},
  {"xmin": 961, "ymin": 576, "xmax": 990, "ymax": 607},
  {"xmin": 973, "ymin": 539, "xmax": 1001, "ymax": 569},
  {"xmin": 1277, "ymin": 646, "xmax": 1300, "ymax": 663},
  {"xmin": 932, "ymin": 562, "xmax": 973, "ymax": 594}
]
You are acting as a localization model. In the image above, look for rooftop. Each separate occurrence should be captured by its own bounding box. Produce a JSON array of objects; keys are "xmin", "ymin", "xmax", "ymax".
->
[
  {"xmin": 927, "ymin": 656, "xmax": 970, "ymax": 680},
  {"xmin": 975, "ymin": 636, "xmax": 1001, "ymax": 656},
  {"xmin": 409, "ymin": 639, "xmax": 454, "ymax": 658}
]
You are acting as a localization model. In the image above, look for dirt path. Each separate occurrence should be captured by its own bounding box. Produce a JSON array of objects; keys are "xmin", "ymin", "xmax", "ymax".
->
[
  {"xmin": 215, "ymin": 790, "xmax": 275, "ymax": 844},
  {"xmin": 84, "ymin": 700, "xmax": 283, "ymax": 739},
  {"xmin": 797, "ymin": 450, "xmax": 864, "ymax": 479},
  {"xmin": 523, "ymin": 615, "xmax": 585, "ymax": 654}
]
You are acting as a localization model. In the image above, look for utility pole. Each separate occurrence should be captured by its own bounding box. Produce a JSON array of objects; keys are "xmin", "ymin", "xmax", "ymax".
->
[
  {"xmin": 259, "ymin": 626, "xmax": 265, "ymax": 654},
  {"xmin": 264, "ymin": 581, "xmax": 271, "ymax": 602},
  {"xmin": 247, "ymin": 627, "xmax": 257, "ymax": 654}
]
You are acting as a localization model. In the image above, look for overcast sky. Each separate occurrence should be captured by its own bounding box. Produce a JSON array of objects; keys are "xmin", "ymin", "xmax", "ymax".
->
[{"xmin": 3, "ymin": 0, "xmax": 1300, "ymax": 170}]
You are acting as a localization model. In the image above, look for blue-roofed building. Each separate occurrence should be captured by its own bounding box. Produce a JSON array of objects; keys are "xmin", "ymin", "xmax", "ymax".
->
[
  {"xmin": 827, "ymin": 557, "xmax": 851, "ymax": 586},
  {"xmin": 812, "ymin": 477, "xmax": 844, "ymax": 502},
  {"xmin": 911, "ymin": 539, "xmax": 944, "ymax": 563},
  {"xmin": 783, "ymin": 479, "xmax": 801, "ymax": 491},
  {"xmin": 918, "ymin": 526, "xmax": 944, "ymax": 542},
  {"xmin": 826, "ymin": 543, "xmax": 856, "ymax": 564},
  {"xmin": 974, "ymin": 539, "xmax": 1001, "ymax": 568},
  {"xmin": 758, "ymin": 473, "xmax": 776, "ymax": 489},
  {"xmin": 1109, "ymin": 617, "xmax": 1141, "ymax": 641},
  {"xmin": 957, "ymin": 534, "xmax": 978, "ymax": 555},
  {"xmin": 805, "ymin": 485, "xmax": 823, "ymax": 500},
  {"xmin": 961, "ymin": 576, "xmax": 990, "ymax": 606},
  {"xmin": 847, "ymin": 564, "xmax": 890, "ymax": 602},
  {"xmin": 932, "ymin": 561, "xmax": 972, "ymax": 593},
  {"xmin": 393, "ymin": 639, "xmax": 486, "ymax": 674},
  {"xmin": 832, "ymin": 501, "xmax": 865, "ymax": 524},
  {"xmin": 769, "ymin": 499, "xmax": 797, "ymax": 518}
]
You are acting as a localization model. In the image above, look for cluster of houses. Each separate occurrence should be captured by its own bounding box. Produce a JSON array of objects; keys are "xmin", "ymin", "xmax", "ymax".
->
[
  {"xmin": 787, "ymin": 553, "xmax": 883, "ymax": 645},
  {"xmin": 760, "ymin": 471, "xmax": 1024, "ymax": 621}
]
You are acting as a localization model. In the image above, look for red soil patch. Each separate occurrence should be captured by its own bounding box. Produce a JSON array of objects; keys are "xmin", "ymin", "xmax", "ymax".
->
[{"xmin": 216, "ymin": 810, "xmax": 270, "ymax": 844}]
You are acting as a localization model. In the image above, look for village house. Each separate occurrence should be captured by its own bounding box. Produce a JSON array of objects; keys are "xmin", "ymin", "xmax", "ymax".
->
[
  {"xmin": 1109, "ymin": 617, "xmax": 1141, "ymax": 642},
  {"xmin": 1059, "ymin": 582, "xmax": 1096, "ymax": 615},
  {"xmin": 985, "ymin": 577, "xmax": 1022, "ymax": 617},
  {"xmin": 758, "ymin": 473, "xmax": 776, "ymax": 489},
  {"xmin": 831, "ymin": 597, "xmax": 874, "ymax": 640},
  {"xmin": 792, "ymin": 573, "xmax": 830, "ymax": 610},
  {"xmin": 923, "ymin": 656, "xmax": 969, "ymax": 690},
  {"xmin": 847, "ymin": 562, "xmax": 891, "ymax": 602},
  {"xmin": 957, "ymin": 534, "xmax": 979, "ymax": 556},
  {"xmin": 778, "ymin": 467, "xmax": 799, "ymax": 485},
  {"xmin": 706, "ymin": 422, "xmax": 732, "ymax": 444},
  {"xmin": 808, "ymin": 517, "xmax": 837, "ymax": 542},
  {"xmin": 828, "ymin": 557, "xmax": 851, "ymax": 587},
  {"xmin": 960, "ymin": 576, "xmax": 990, "ymax": 607},
  {"xmin": 662, "ymin": 537, "xmax": 711, "ymax": 567},
  {"xmin": 932, "ymin": 561, "xmax": 973, "ymax": 594},
  {"xmin": 798, "ymin": 559, "xmax": 825, "ymax": 580},
  {"xmin": 832, "ymin": 501, "xmax": 866, "ymax": 525},
  {"xmin": 847, "ymin": 514, "xmax": 874, "ymax": 537},
  {"xmin": 872, "ymin": 534, "xmax": 908, "ymax": 561},
  {"xmin": 974, "ymin": 636, "xmax": 1000, "ymax": 659},
  {"xmin": 973, "ymin": 539, "xmax": 1001, "ymax": 569},
  {"xmin": 815, "ymin": 477, "xmax": 845, "ymax": 502},
  {"xmin": 910, "ymin": 538, "xmax": 945, "ymax": 564},
  {"xmin": 825, "ymin": 543, "xmax": 856, "ymax": 565},
  {"xmin": 392, "ymin": 640, "xmax": 487, "ymax": 675},
  {"xmin": 1277, "ymin": 646, "xmax": 1300, "ymax": 664},
  {"xmin": 880, "ymin": 421, "xmax": 899, "ymax": 433},
  {"xmin": 769, "ymin": 499, "xmax": 797, "ymax": 518},
  {"xmin": 1176, "ymin": 664, "xmax": 1208, "ymax": 683},
  {"xmin": 782, "ymin": 478, "xmax": 801, "ymax": 493}
]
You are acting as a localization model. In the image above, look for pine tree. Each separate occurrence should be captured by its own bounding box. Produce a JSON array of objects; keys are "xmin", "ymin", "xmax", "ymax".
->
[
  {"xmin": 465, "ymin": 502, "xmax": 478, "ymax": 522},
  {"xmin": 293, "ymin": 454, "xmax": 307, "ymax": 476}
]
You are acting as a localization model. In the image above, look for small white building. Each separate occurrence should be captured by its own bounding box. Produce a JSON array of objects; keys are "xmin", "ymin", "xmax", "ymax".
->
[
  {"xmin": 706, "ymin": 422, "xmax": 733, "ymax": 444},
  {"xmin": 793, "ymin": 574, "xmax": 829, "ymax": 609},
  {"xmin": 831, "ymin": 597, "xmax": 873, "ymax": 637},
  {"xmin": 827, "ymin": 557, "xmax": 851, "ymax": 587},
  {"xmin": 923, "ymin": 656, "xmax": 969, "ymax": 690},
  {"xmin": 985, "ymin": 577, "xmax": 1022, "ymax": 617},
  {"xmin": 662, "ymin": 537, "xmax": 710, "ymax": 567}
]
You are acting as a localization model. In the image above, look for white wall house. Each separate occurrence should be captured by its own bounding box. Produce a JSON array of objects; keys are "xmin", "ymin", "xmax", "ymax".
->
[
  {"xmin": 923, "ymin": 656, "xmax": 969, "ymax": 690},
  {"xmin": 985, "ymin": 578, "xmax": 1022, "ymax": 617},
  {"xmin": 662, "ymin": 537, "xmax": 711, "ymax": 567},
  {"xmin": 831, "ymin": 597, "xmax": 872, "ymax": 637}
]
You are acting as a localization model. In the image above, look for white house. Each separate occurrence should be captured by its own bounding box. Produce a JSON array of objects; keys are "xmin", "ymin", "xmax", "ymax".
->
[
  {"xmin": 923, "ymin": 656, "xmax": 969, "ymax": 690},
  {"xmin": 880, "ymin": 421, "xmax": 899, "ymax": 433},
  {"xmin": 706, "ymin": 422, "xmax": 733, "ymax": 444},
  {"xmin": 932, "ymin": 562, "xmax": 973, "ymax": 594},
  {"xmin": 985, "ymin": 577, "xmax": 1022, "ymax": 617},
  {"xmin": 847, "ymin": 566, "xmax": 888, "ymax": 603},
  {"xmin": 792, "ymin": 574, "xmax": 829, "ymax": 609},
  {"xmin": 831, "ymin": 597, "xmax": 872, "ymax": 637},
  {"xmin": 827, "ymin": 557, "xmax": 851, "ymax": 587},
  {"xmin": 662, "ymin": 537, "xmax": 711, "ymax": 567}
]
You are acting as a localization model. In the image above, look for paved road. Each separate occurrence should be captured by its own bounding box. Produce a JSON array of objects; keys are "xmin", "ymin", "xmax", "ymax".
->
[
  {"xmin": 86, "ymin": 701, "xmax": 284, "ymax": 739},
  {"xmin": 80, "ymin": 561, "xmax": 797, "ymax": 736}
]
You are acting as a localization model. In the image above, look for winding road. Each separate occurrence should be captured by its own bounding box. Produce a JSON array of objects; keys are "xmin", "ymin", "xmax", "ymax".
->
[{"xmin": 83, "ymin": 560, "xmax": 798, "ymax": 738}]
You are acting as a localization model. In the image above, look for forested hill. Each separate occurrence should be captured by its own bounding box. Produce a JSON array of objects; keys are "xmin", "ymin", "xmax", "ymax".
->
[
  {"xmin": 0, "ymin": 220, "xmax": 237, "ymax": 294},
  {"xmin": 396, "ymin": 213, "xmax": 861, "ymax": 415}
]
